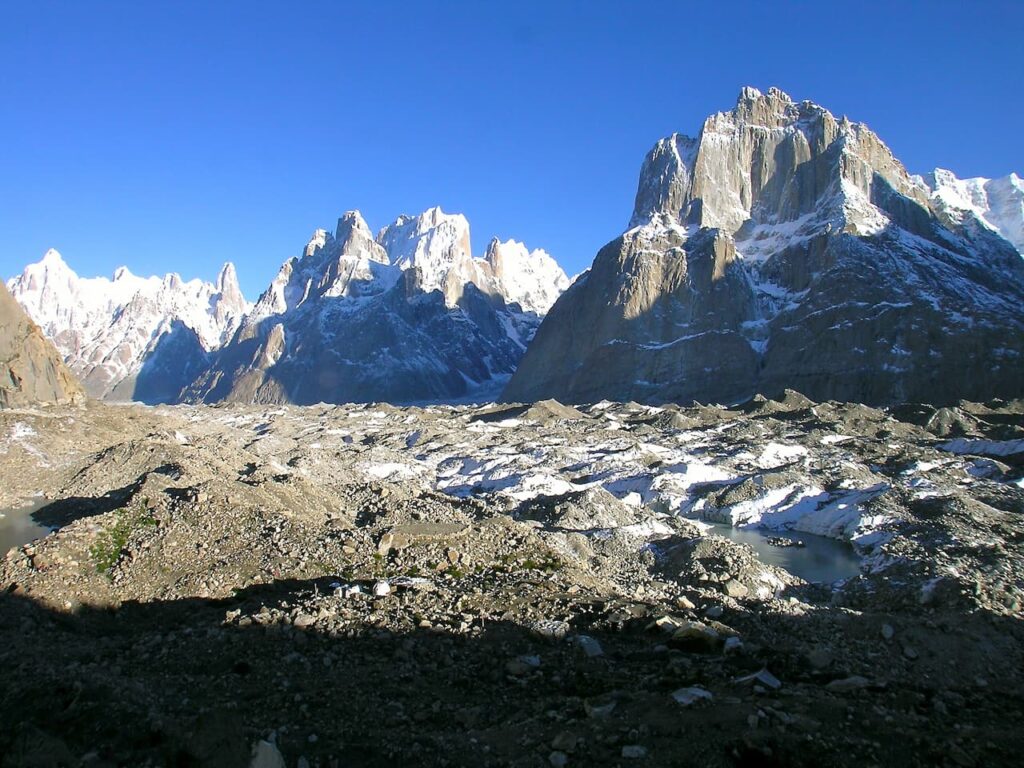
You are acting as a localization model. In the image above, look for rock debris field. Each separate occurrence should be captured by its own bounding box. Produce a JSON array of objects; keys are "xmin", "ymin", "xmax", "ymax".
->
[{"xmin": 1, "ymin": 392, "xmax": 1023, "ymax": 767}]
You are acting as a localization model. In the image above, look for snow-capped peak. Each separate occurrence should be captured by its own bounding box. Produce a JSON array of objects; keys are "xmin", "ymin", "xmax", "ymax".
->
[
  {"xmin": 483, "ymin": 237, "xmax": 570, "ymax": 315},
  {"xmin": 376, "ymin": 207, "xmax": 479, "ymax": 305},
  {"xmin": 6, "ymin": 251, "xmax": 251, "ymax": 400},
  {"xmin": 378, "ymin": 208, "xmax": 473, "ymax": 266},
  {"xmin": 39, "ymin": 248, "xmax": 68, "ymax": 267},
  {"xmin": 373, "ymin": 207, "xmax": 571, "ymax": 312},
  {"xmin": 922, "ymin": 168, "xmax": 1024, "ymax": 254},
  {"xmin": 18, "ymin": 248, "xmax": 76, "ymax": 293}
]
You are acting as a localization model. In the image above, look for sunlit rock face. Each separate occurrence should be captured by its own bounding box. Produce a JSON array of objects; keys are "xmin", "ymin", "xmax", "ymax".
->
[
  {"xmin": 0, "ymin": 281, "xmax": 84, "ymax": 408},
  {"xmin": 504, "ymin": 87, "xmax": 1024, "ymax": 407}
]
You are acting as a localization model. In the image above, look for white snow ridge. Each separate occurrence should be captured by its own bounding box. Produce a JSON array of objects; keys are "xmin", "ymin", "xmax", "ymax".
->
[
  {"xmin": 921, "ymin": 168, "xmax": 1024, "ymax": 254},
  {"xmin": 6, "ymin": 250, "xmax": 251, "ymax": 401}
]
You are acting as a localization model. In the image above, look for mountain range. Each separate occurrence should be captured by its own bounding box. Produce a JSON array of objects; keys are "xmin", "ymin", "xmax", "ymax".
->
[
  {"xmin": 184, "ymin": 208, "xmax": 568, "ymax": 405},
  {"xmin": 6, "ymin": 208, "xmax": 567, "ymax": 405},
  {"xmin": 7, "ymin": 251, "xmax": 249, "ymax": 402},
  {"xmin": 4, "ymin": 87, "xmax": 1023, "ymax": 409}
]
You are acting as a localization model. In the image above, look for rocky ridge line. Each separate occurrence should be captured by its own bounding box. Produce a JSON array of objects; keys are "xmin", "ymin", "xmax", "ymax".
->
[{"xmin": 185, "ymin": 207, "xmax": 568, "ymax": 405}]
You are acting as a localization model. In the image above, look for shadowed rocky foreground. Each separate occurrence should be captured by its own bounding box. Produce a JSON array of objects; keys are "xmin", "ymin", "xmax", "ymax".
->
[{"xmin": 1, "ymin": 395, "xmax": 1022, "ymax": 766}]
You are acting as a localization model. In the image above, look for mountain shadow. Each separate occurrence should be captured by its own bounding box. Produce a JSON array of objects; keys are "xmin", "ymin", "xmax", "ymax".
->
[
  {"xmin": 2, "ymin": 572, "xmax": 1023, "ymax": 767},
  {"xmin": 131, "ymin": 321, "xmax": 211, "ymax": 405}
]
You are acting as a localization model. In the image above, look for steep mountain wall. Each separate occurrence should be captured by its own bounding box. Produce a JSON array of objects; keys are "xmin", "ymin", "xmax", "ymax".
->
[{"xmin": 505, "ymin": 87, "xmax": 1024, "ymax": 406}]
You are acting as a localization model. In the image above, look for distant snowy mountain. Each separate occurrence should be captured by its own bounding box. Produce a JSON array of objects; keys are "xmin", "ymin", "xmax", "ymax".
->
[
  {"xmin": 505, "ymin": 87, "xmax": 1024, "ymax": 407},
  {"xmin": 919, "ymin": 169, "xmax": 1024, "ymax": 254},
  {"xmin": 481, "ymin": 237, "xmax": 568, "ymax": 316},
  {"xmin": 6, "ymin": 250, "xmax": 250, "ymax": 402},
  {"xmin": 183, "ymin": 208, "xmax": 568, "ymax": 405}
]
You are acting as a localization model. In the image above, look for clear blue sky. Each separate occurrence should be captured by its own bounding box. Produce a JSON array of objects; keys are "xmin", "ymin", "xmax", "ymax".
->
[{"xmin": 2, "ymin": 0, "xmax": 1021, "ymax": 298}]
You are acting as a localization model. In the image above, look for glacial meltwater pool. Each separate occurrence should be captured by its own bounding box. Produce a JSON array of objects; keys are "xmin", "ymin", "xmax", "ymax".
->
[
  {"xmin": 709, "ymin": 523, "xmax": 862, "ymax": 584},
  {"xmin": 0, "ymin": 498, "xmax": 53, "ymax": 555}
]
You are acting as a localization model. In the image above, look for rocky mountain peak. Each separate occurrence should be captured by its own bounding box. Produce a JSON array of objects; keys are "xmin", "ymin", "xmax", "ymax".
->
[
  {"xmin": 249, "ymin": 212, "xmax": 394, "ymax": 321},
  {"xmin": 334, "ymin": 211, "xmax": 389, "ymax": 265},
  {"xmin": 507, "ymin": 88, "xmax": 1024, "ymax": 408},
  {"xmin": 630, "ymin": 85, "xmax": 927, "ymax": 240},
  {"xmin": 336, "ymin": 209, "xmax": 369, "ymax": 232},
  {"xmin": 213, "ymin": 262, "xmax": 248, "ymax": 322},
  {"xmin": 215, "ymin": 262, "xmax": 240, "ymax": 296},
  {"xmin": 334, "ymin": 210, "xmax": 383, "ymax": 253},
  {"xmin": 731, "ymin": 85, "xmax": 801, "ymax": 127},
  {"xmin": 303, "ymin": 228, "xmax": 331, "ymax": 259}
]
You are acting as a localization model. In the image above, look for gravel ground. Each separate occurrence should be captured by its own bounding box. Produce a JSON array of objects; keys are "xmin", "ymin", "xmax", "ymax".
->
[{"xmin": 1, "ymin": 394, "xmax": 1022, "ymax": 767}]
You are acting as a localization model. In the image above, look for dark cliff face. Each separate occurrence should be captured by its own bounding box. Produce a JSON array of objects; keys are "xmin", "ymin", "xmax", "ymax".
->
[
  {"xmin": 185, "ymin": 277, "xmax": 531, "ymax": 406},
  {"xmin": 504, "ymin": 87, "xmax": 1024, "ymax": 407},
  {"xmin": 0, "ymin": 283, "xmax": 84, "ymax": 408}
]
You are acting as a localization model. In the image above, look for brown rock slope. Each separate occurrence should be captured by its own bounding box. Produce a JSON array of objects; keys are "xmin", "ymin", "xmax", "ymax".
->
[{"xmin": 0, "ymin": 282, "xmax": 83, "ymax": 408}]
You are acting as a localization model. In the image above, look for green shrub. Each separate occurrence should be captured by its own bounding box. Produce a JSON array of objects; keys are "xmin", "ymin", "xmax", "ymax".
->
[{"xmin": 89, "ymin": 499, "xmax": 157, "ymax": 577}]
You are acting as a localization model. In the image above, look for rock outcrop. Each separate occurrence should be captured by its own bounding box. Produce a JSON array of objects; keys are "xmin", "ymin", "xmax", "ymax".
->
[
  {"xmin": 504, "ymin": 87, "xmax": 1024, "ymax": 406},
  {"xmin": 0, "ymin": 282, "xmax": 83, "ymax": 408}
]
